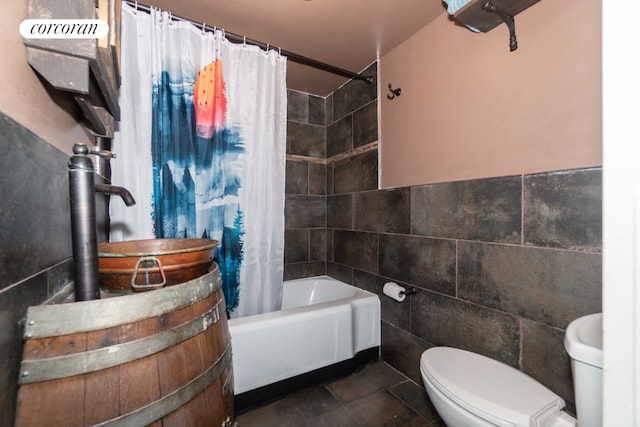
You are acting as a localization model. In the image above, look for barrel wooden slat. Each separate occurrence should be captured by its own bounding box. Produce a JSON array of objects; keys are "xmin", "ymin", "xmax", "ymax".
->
[
  {"xmin": 22, "ymin": 331, "xmax": 87, "ymax": 359},
  {"xmin": 118, "ymin": 354, "xmax": 161, "ymax": 418},
  {"xmin": 162, "ymin": 392, "xmax": 208, "ymax": 427},
  {"xmin": 191, "ymin": 292, "xmax": 218, "ymax": 324},
  {"xmin": 85, "ymin": 365, "xmax": 121, "ymax": 425},
  {"xmin": 197, "ymin": 318, "xmax": 216, "ymax": 371},
  {"xmin": 15, "ymin": 268, "xmax": 233, "ymax": 427},
  {"xmin": 159, "ymin": 294, "xmax": 200, "ymax": 331},
  {"xmin": 195, "ymin": 311, "xmax": 231, "ymax": 423},
  {"xmin": 156, "ymin": 322, "xmax": 208, "ymax": 425},
  {"xmin": 15, "ymin": 375, "xmax": 86, "ymax": 426},
  {"xmin": 119, "ymin": 312, "xmax": 162, "ymax": 343},
  {"xmin": 158, "ymin": 334, "xmax": 203, "ymax": 394},
  {"xmin": 117, "ymin": 307, "xmax": 162, "ymax": 425},
  {"xmin": 205, "ymin": 363, "xmax": 234, "ymax": 424},
  {"xmin": 85, "ymin": 328, "xmax": 121, "ymax": 425}
]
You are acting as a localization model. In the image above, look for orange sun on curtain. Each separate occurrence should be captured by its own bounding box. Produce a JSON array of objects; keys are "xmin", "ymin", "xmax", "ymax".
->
[{"xmin": 194, "ymin": 59, "xmax": 227, "ymax": 138}]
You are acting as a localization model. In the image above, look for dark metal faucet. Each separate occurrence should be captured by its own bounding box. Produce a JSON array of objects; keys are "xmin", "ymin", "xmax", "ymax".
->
[{"xmin": 68, "ymin": 143, "xmax": 136, "ymax": 301}]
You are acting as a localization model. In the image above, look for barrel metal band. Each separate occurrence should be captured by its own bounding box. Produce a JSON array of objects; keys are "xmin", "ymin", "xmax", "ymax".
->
[
  {"xmin": 24, "ymin": 267, "xmax": 221, "ymax": 338},
  {"xmin": 19, "ymin": 299, "xmax": 223, "ymax": 384},
  {"xmin": 90, "ymin": 343, "xmax": 233, "ymax": 427}
]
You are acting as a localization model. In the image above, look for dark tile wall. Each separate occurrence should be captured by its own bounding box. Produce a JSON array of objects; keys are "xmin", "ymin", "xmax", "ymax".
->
[
  {"xmin": 333, "ymin": 175, "xmax": 600, "ymax": 413},
  {"xmin": 0, "ymin": 112, "xmax": 109, "ymax": 426},
  {"xmin": 283, "ymin": 61, "xmax": 602, "ymax": 415},
  {"xmin": 0, "ymin": 112, "xmax": 76, "ymax": 426},
  {"xmin": 284, "ymin": 63, "xmax": 378, "ymax": 280},
  {"xmin": 284, "ymin": 90, "xmax": 328, "ymax": 279},
  {"xmin": 0, "ymin": 115, "xmax": 72, "ymax": 290},
  {"xmin": 332, "ymin": 167, "xmax": 601, "ymax": 413}
]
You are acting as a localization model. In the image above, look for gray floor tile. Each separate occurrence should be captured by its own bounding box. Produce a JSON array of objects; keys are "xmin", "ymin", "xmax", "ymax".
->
[
  {"xmin": 296, "ymin": 405, "xmax": 360, "ymax": 427},
  {"xmin": 235, "ymin": 384, "xmax": 341, "ymax": 427},
  {"xmin": 325, "ymin": 359, "xmax": 407, "ymax": 404},
  {"xmin": 342, "ymin": 390, "xmax": 429, "ymax": 426},
  {"xmin": 388, "ymin": 380, "xmax": 440, "ymax": 423},
  {"xmin": 235, "ymin": 360, "xmax": 441, "ymax": 427}
]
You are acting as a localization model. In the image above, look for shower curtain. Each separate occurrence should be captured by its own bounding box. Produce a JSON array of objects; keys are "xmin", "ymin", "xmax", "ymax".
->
[{"xmin": 110, "ymin": 3, "xmax": 287, "ymax": 317}]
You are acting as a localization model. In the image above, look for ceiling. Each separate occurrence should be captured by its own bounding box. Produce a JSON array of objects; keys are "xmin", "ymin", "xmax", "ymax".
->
[{"xmin": 141, "ymin": 0, "xmax": 448, "ymax": 96}]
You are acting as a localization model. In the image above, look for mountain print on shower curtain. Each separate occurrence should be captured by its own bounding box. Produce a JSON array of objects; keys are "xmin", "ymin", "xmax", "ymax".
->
[
  {"xmin": 151, "ymin": 59, "xmax": 244, "ymax": 311},
  {"xmin": 113, "ymin": 3, "xmax": 287, "ymax": 317}
]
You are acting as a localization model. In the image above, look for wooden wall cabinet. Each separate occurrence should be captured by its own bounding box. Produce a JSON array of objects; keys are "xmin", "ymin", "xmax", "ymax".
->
[{"xmin": 24, "ymin": 0, "xmax": 121, "ymax": 137}]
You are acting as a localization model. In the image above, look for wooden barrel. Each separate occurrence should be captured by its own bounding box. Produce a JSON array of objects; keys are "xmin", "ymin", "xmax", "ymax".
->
[{"xmin": 14, "ymin": 265, "xmax": 234, "ymax": 427}]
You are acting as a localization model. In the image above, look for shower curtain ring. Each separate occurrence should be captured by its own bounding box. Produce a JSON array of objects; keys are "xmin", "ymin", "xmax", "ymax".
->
[
  {"xmin": 133, "ymin": 0, "xmax": 138, "ymax": 13},
  {"xmin": 202, "ymin": 22, "xmax": 206, "ymax": 33},
  {"xmin": 243, "ymin": 36, "xmax": 246, "ymax": 47}
]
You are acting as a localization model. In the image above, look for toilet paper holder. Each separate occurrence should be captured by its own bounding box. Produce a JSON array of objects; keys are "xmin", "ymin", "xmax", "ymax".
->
[{"xmin": 383, "ymin": 282, "xmax": 417, "ymax": 302}]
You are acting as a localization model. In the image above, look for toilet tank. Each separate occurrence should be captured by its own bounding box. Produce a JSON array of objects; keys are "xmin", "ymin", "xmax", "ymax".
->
[{"xmin": 564, "ymin": 312, "xmax": 602, "ymax": 427}]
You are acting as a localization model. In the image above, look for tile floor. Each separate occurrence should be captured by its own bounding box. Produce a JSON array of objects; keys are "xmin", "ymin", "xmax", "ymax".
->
[{"xmin": 235, "ymin": 359, "xmax": 445, "ymax": 426}]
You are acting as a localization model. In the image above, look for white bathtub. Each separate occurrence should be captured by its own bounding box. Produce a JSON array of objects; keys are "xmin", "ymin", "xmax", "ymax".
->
[{"xmin": 228, "ymin": 275, "xmax": 380, "ymax": 404}]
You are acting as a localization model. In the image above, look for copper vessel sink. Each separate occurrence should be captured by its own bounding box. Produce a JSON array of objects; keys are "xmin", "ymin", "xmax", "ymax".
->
[{"xmin": 98, "ymin": 238, "xmax": 219, "ymax": 292}]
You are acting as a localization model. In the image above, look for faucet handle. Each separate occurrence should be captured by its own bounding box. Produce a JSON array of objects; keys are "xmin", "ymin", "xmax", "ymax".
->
[
  {"xmin": 92, "ymin": 150, "xmax": 117, "ymax": 160},
  {"xmin": 72, "ymin": 143, "xmax": 117, "ymax": 160}
]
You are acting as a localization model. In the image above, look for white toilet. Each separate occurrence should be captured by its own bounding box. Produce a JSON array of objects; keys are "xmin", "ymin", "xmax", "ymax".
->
[{"xmin": 420, "ymin": 313, "xmax": 603, "ymax": 427}]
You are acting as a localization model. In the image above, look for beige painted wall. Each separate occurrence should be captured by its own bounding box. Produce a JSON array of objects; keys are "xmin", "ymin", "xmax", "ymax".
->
[
  {"xmin": 0, "ymin": 0, "xmax": 91, "ymax": 153},
  {"xmin": 379, "ymin": 0, "xmax": 602, "ymax": 188}
]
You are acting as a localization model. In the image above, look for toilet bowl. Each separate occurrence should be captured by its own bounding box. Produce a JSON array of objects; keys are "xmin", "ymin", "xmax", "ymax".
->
[
  {"xmin": 420, "ymin": 347, "xmax": 577, "ymax": 427},
  {"xmin": 421, "ymin": 313, "xmax": 603, "ymax": 427}
]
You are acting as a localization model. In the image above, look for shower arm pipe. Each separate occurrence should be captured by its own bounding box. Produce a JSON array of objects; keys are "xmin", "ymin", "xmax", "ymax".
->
[{"xmin": 123, "ymin": 1, "xmax": 374, "ymax": 84}]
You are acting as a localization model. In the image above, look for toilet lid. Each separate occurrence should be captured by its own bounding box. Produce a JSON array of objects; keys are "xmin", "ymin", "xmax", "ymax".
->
[{"xmin": 421, "ymin": 347, "xmax": 565, "ymax": 427}]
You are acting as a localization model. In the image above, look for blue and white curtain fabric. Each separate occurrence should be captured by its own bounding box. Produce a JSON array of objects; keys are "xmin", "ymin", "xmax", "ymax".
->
[{"xmin": 111, "ymin": 3, "xmax": 287, "ymax": 317}]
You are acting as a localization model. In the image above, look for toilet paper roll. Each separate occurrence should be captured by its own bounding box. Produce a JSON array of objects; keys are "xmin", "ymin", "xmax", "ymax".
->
[{"xmin": 383, "ymin": 282, "xmax": 406, "ymax": 302}]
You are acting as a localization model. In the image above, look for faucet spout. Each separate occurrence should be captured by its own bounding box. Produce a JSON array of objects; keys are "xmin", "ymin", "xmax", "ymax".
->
[{"xmin": 96, "ymin": 183, "xmax": 136, "ymax": 206}]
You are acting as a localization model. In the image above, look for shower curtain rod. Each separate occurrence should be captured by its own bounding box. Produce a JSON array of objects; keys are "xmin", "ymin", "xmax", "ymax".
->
[{"xmin": 123, "ymin": 1, "xmax": 374, "ymax": 84}]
